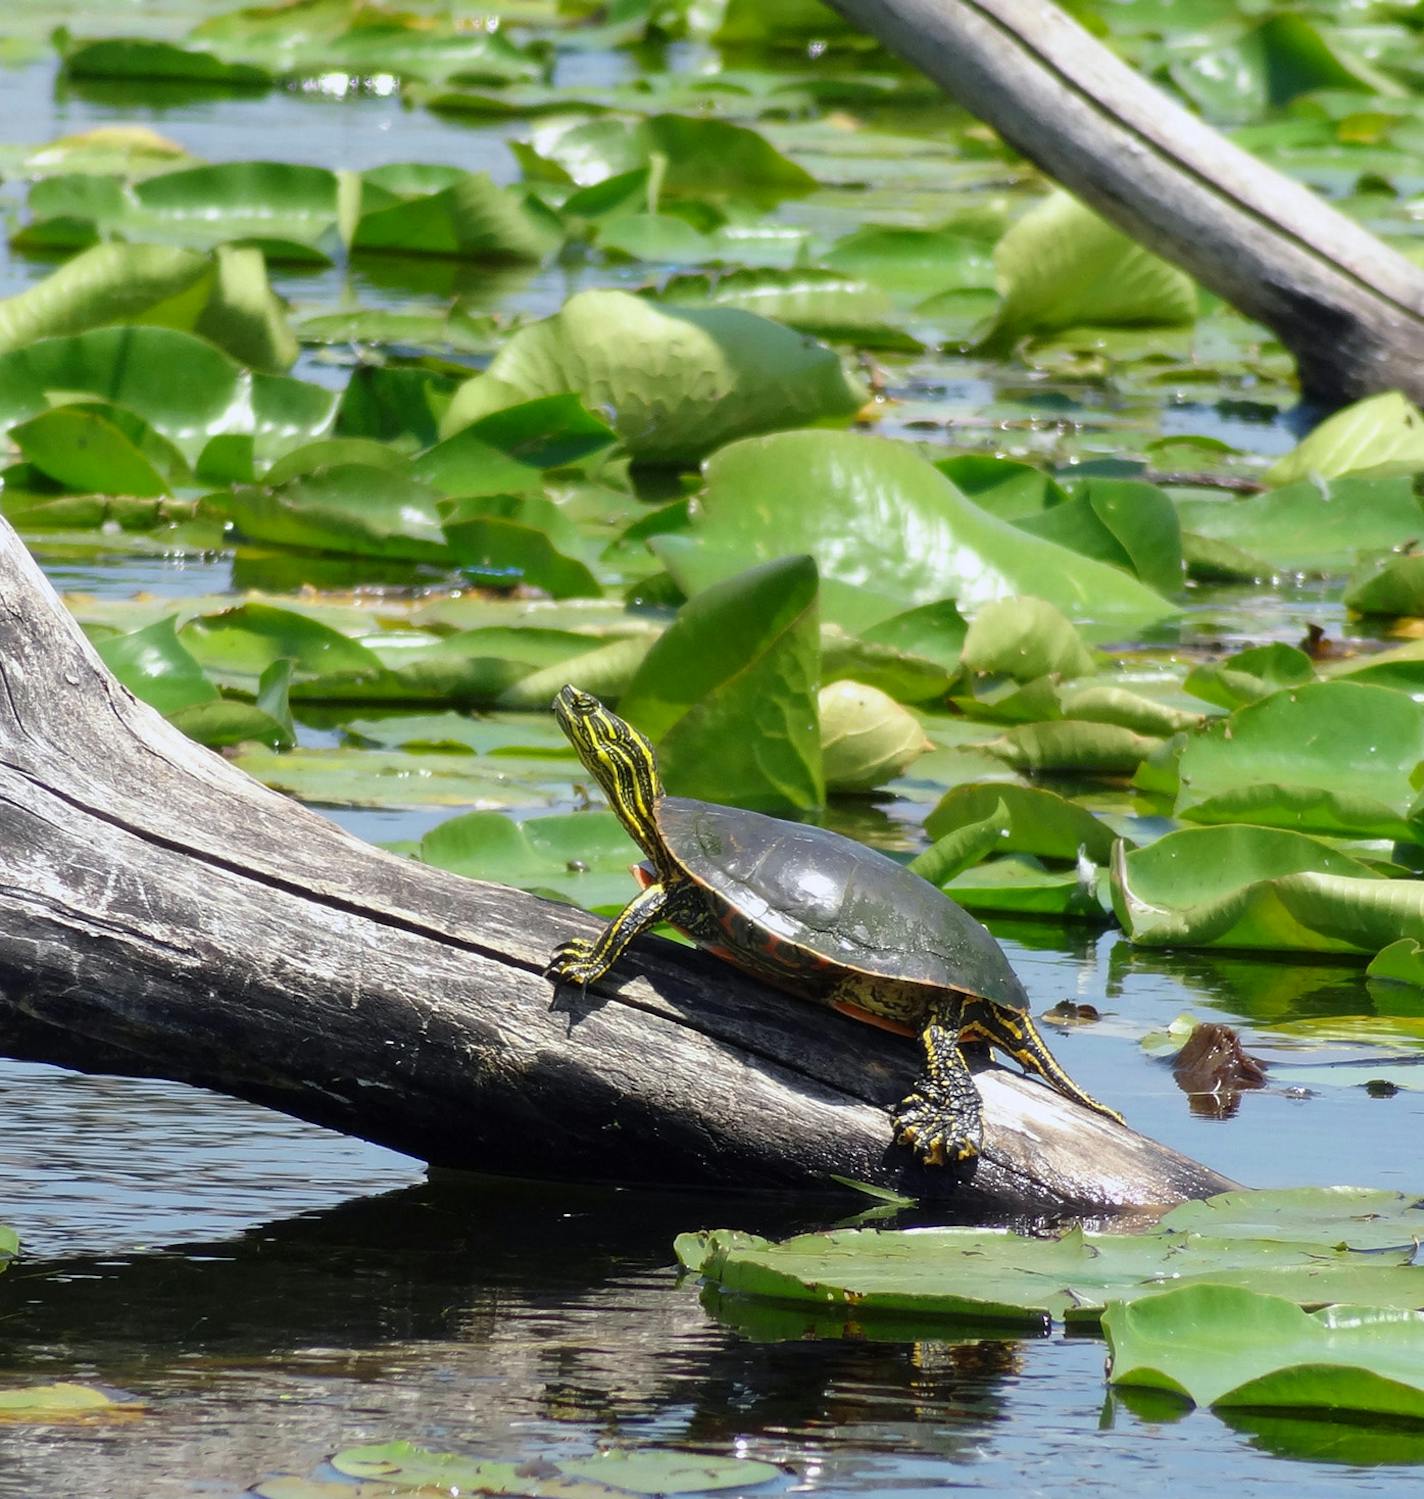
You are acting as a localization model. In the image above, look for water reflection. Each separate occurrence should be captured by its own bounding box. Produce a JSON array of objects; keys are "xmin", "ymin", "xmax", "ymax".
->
[{"xmin": 6, "ymin": 1173, "xmax": 1418, "ymax": 1498}]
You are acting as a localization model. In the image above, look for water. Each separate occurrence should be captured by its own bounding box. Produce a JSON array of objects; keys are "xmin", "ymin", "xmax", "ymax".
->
[
  {"xmin": 4, "ymin": 25, "xmax": 1423, "ymax": 1499},
  {"xmin": 7, "ymin": 924, "xmax": 1423, "ymax": 1496}
]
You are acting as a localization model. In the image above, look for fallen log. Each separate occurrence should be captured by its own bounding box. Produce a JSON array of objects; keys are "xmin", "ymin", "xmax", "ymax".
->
[
  {"xmin": 0, "ymin": 520, "xmax": 1231, "ymax": 1211},
  {"xmin": 825, "ymin": 0, "xmax": 1424, "ymax": 408}
]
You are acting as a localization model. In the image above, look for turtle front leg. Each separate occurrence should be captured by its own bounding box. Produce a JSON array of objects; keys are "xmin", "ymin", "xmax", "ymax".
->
[
  {"xmin": 961, "ymin": 996, "xmax": 1125, "ymax": 1127},
  {"xmin": 546, "ymin": 882, "xmax": 670, "ymax": 989},
  {"xmin": 893, "ymin": 995, "xmax": 982, "ymax": 1166}
]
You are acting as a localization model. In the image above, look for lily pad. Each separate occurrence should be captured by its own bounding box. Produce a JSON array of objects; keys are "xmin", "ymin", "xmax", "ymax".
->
[
  {"xmin": 1263, "ymin": 391, "xmax": 1424, "ymax": 487},
  {"xmin": 524, "ymin": 113, "xmax": 816, "ymax": 206},
  {"xmin": 418, "ymin": 810, "xmax": 638, "ymax": 913},
  {"xmin": 618, "ymin": 556, "xmax": 822, "ymax": 813},
  {"xmin": 1174, "ymin": 681, "xmax": 1424, "ymax": 840},
  {"xmin": 0, "ymin": 325, "xmax": 335, "ymax": 465},
  {"xmin": 818, "ymin": 680, "xmax": 930, "ymax": 792},
  {"xmin": 1174, "ymin": 474, "xmax": 1423, "ymax": 574},
  {"xmin": 1104, "ymin": 1286, "xmax": 1424, "ymax": 1419},
  {"xmin": 667, "ymin": 431, "xmax": 1176, "ymax": 632},
  {"xmin": 1110, "ymin": 825, "xmax": 1402, "ymax": 953},
  {"xmin": 678, "ymin": 1205, "xmax": 1424, "ymax": 1330},
  {"xmin": 984, "ymin": 190, "xmax": 1198, "ymax": 348},
  {"xmin": 330, "ymin": 1441, "xmax": 779, "ymax": 1497},
  {"xmin": 923, "ymin": 782, "xmax": 1119, "ymax": 863},
  {"xmin": 961, "ymin": 597, "xmax": 1095, "ymax": 681},
  {"xmin": 440, "ymin": 290, "xmax": 867, "ymax": 466},
  {"xmin": 0, "ymin": 242, "xmax": 295, "ymax": 372},
  {"xmin": 0, "ymin": 1383, "xmax": 125, "ymax": 1418}
]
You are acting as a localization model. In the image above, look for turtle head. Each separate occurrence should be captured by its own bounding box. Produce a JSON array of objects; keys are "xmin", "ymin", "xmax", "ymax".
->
[{"xmin": 553, "ymin": 686, "xmax": 667, "ymax": 867}]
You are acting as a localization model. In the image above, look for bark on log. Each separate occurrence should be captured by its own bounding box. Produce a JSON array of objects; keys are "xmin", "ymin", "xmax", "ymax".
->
[
  {"xmin": 0, "ymin": 520, "xmax": 1232, "ymax": 1211},
  {"xmin": 825, "ymin": 0, "xmax": 1424, "ymax": 408}
]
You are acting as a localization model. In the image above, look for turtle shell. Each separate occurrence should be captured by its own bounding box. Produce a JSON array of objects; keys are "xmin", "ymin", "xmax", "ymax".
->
[{"xmin": 654, "ymin": 796, "xmax": 1028, "ymax": 1010}]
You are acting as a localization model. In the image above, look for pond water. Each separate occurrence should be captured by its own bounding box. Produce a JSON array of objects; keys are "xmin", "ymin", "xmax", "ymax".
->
[{"xmin": 4, "ymin": 14, "xmax": 1424, "ymax": 1499}]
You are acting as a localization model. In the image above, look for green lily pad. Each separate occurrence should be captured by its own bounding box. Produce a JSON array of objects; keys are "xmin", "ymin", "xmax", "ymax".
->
[
  {"xmin": 669, "ymin": 431, "xmax": 1176, "ymax": 632},
  {"xmin": 818, "ymin": 680, "xmax": 930, "ymax": 792},
  {"xmin": 1110, "ymin": 825, "xmax": 1401, "ymax": 952},
  {"xmin": 983, "ymin": 721, "xmax": 1163, "ymax": 775},
  {"xmin": 961, "ymin": 597, "xmax": 1095, "ymax": 681},
  {"xmin": 822, "ymin": 225, "xmax": 995, "ymax": 304},
  {"xmin": 923, "ymin": 782, "xmax": 1119, "ymax": 862},
  {"xmin": 648, "ymin": 268, "xmax": 918, "ymax": 351},
  {"xmin": 1174, "ymin": 475, "xmax": 1423, "ymax": 573},
  {"xmin": 352, "ymin": 172, "xmax": 558, "ymax": 263},
  {"xmin": 10, "ymin": 402, "xmax": 183, "ymax": 498},
  {"xmin": 233, "ymin": 746, "xmax": 564, "ymax": 808},
  {"xmin": 22, "ymin": 161, "xmax": 349, "ymax": 260},
  {"xmin": 1174, "ymin": 681, "xmax": 1424, "ymax": 840},
  {"xmin": 97, "ymin": 615, "xmax": 220, "ymax": 716},
  {"xmin": 941, "ymin": 855, "xmax": 1110, "ymax": 920},
  {"xmin": 0, "ymin": 1383, "xmax": 124, "ymax": 1417},
  {"xmin": 440, "ymin": 290, "xmax": 866, "ymax": 466},
  {"xmin": 1160, "ymin": 1186, "xmax": 1424, "ymax": 1249},
  {"xmin": 1264, "ymin": 391, "xmax": 1424, "ymax": 486},
  {"xmin": 524, "ymin": 113, "xmax": 816, "ymax": 206},
  {"xmin": 331, "ymin": 1441, "xmax": 779, "ymax": 1497},
  {"xmin": 678, "ymin": 1205, "xmax": 1424, "ymax": 1331},
  {"xmin": 1104, "ymin": 1285, "xmax": 1424, "ymax": 1418},
  {"xmin": 1015, "ymin": 477, "xmax": 1184, "ymax": 595},
  {"xmin": 1184, "ymin": 643, "xmax": 1317, "ymax": 709},
  {"xmin": 0, "ymin": 242, "xmax": 295, "ymax": 372},
  {"xmin": 215, "ymin": 465, "xmax": 451, "ymax": 562},
  {"xmin": 984, "ymin": 190, "xmax": 1197, "ymax": 348},
  {"xmin": 0, "ymin": 326, "xmax": 336, "ymax": 465},
  {"xmin": 619, "ymin": 556, "xmax": 822, "ymax": 813},
  {"xmin": 443, "ymin": 495, "xmax": 602, "ymax": 599},
  {"xmin": 57, "ymin": 35, "xmax": 270, "ymax": 88},
  {"xmin": 418, "ymin": 810, "xmax": 638, "ymax": 913},
  {"xmin": 1345, "ymin": 551, "xmax": 1424, "ymax": 617}
]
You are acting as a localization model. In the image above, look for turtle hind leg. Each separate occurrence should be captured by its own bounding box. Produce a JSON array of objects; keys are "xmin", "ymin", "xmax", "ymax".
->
[
  {"xmin": 893, "ymin": 997, "xmax": 983, "ymax": 1166},
  {"xmin": 962, "ymin": 996, "xmax": 1125, "ymax": 1127}
]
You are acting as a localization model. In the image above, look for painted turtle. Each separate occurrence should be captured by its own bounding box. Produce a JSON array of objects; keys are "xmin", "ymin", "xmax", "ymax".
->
[{"xmin": 545, "ymin": 685, "xmax": 1124, "ymax": 1165}]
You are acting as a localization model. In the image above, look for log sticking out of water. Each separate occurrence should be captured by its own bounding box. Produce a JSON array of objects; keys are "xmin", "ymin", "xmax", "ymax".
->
[
  {"xmin": 0, "ymin": 522, "xmax": 1232, "ymax": 1211},
  {"xmin": 824, "ymin": 0, "xmax": 1424, "ymax": 409}
]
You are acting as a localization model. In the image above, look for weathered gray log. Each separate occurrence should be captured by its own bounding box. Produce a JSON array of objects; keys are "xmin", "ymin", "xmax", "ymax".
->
[
  {"xmin": 824, "ymin": 0, "xmax": 1424, "ymax": 407},
  {"xmin": 0, "ymin": 520, "xmax": 1232, "ymax": 1210}
]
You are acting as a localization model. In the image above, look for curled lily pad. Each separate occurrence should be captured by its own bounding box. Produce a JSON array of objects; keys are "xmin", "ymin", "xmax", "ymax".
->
[
  {"xmin": 524, "ymin": 113, "xmax": 816, "ymax": 206},
  {"xmin": 924, "ymin": 783, "xmax": 1119, "ymax": 863},
  {"xmin": 961, "ymin": 597, "xmax": 1095, "ymax": 681},
  {"xmin": 666, "ymin": 431, "xmax": 1176, "ymax": 632},
  {"xmin": 1104, "ymin": 1286, "xmax": 1424, "ymax": 1419},
  {"xmin": 0, "ymin": 242, "xmax": 295, "ymax": 371},
  {"xmin": 983, "ymin": 190, "xmax": 1197, "ymax": 348},
  {"xmin": 1264, "ymin": 391, "xmax": 1424, "ymax": 486},
  {"xmin": 619, "ymin": 556, "xmax": 822, "ymax": 813},
  {"xmin": 1184, "ymin": 643, "xmax": 1316, "ymax": 709},
  {"xmin": 0, "ymin": 326, "xmax": 336, "ymax": 465},
  {"xmin": 1175, "ymin": 681, "xmax": 1424, "ymax": 841},
  {"xmin": 1110, "ymin": 825, "xmax": 1396, "ymax": 953},
  {"xmin": 1344, "ymin": 551, "xmax": 1424, "ymax": 617},
  {"xmin": 441, "ymin": 290, "xmax": 866, "ymax": 466},
  {"xmin": 818, "ymin": 680, "xmax": 930, "ymax": 792}
]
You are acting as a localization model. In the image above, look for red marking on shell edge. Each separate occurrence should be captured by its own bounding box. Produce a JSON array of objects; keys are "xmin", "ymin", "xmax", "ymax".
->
[
  {"xmin": 631, "ymin": 864, "xmax": 654, "ymax": 888},
  {"xmin": 831, "ymin": 1000, "xmax": 915, "ymax": 1038}
]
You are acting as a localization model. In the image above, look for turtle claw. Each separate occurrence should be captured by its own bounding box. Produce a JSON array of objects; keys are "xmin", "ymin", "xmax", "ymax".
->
[
  {"xmin": 893, "ymin": 1090, "xmax": 981, "ymax": 1167},
  {"xmin": 545, "ymin": 937, "xmax": 602, "ymax": 988}
]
